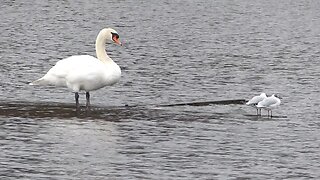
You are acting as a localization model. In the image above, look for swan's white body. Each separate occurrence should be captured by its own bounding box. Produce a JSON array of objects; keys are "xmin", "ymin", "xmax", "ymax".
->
[
  {"xmin": 257, "ymin": 94, "xmax": 281, "ymax": 117},
  {"xmin": 30, "ymin": 28, "xmax": 122, "ymax": 109},
  {"xmin": 246, "ymin": 93, "xmax": 267, "ymax": 115},
  {"xmin": 31, "ymin": 55, "xmax": 121, "ymax": 92}
]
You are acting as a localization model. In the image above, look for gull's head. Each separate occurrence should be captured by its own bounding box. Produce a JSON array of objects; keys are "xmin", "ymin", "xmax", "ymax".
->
[
  {"xmin": 274, "ymin": 94, "xmax": 282, "ymax": 99},
  {"xmin": 98, "ymin": 28, "xmax": 122, "ymax": 46},
  {"xmin": 260, "ymin": 93, "xmax": 267, "ymax": 97}
]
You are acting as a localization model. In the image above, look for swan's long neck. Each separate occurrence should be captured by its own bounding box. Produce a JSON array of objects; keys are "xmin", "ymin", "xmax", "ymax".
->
[{"xmin": 95, "ymin": 33, "xmax": 112, "ymax": 63}]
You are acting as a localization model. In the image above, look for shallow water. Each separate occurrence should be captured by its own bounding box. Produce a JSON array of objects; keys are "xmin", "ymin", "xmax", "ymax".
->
[{"xmin": 1, "ymin": 0, "xmax": 320, "ymax": 179}]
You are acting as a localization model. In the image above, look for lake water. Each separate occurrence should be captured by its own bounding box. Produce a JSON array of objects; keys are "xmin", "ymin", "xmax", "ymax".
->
[{"xmin": 1, "ymin": 0, "xmax": 320, "ymax": 179}]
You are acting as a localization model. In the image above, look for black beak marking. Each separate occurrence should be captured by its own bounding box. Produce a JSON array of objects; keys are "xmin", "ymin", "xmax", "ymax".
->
[{"xmin": 111, "ymin": 32, "xmax": 119, "ymax": 40}]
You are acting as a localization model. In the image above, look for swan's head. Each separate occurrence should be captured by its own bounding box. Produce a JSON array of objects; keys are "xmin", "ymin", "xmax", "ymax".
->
[{"xmin": 99, "ymin": 28, "xmax": 122, "ymax": 46}]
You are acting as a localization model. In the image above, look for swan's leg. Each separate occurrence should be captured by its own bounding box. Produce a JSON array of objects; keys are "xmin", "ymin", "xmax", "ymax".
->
[
  {"xmin": 75, "ymin": 92, "xmax": 80, "ymax": 110},
  {"xmin": 256, "ymin": 108, "xmax": 259, "ymax": 116},
  {"xmin": 86, "ymin": 92, "xmax": 90, "ymax": 110},
  {"xmin": 270, "ymin": 110, "xmax": 273, "ymax": 118},
  {"xmin": 259, "ymin": 108, "xmax": 262, "ymax": 116}
]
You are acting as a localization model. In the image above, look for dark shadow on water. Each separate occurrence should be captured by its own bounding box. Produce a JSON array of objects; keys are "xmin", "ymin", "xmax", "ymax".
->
[
  {"xmin": 0, "ymin": 101, "xmax": 155, "ymax": 120},
  {"xmin": 0, "ymin": 99, "xmax": 251, "ymax": 121}
]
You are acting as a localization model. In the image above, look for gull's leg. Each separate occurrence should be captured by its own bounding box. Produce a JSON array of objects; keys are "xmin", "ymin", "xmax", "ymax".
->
[{"xmin": 259, "ymin": 108, "xmax": 262, "ymax": 116}]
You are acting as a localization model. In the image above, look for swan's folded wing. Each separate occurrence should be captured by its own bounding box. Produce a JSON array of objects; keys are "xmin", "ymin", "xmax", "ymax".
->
[{"xmin": 46, "ymin": 55, "xmax": 98, "ymax": 77}]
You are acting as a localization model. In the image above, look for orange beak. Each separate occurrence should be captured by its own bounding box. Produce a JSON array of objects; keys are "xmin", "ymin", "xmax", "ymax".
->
[{"xmin": 113, "ymin": 36, "xmax": 122, "ymax": 46}]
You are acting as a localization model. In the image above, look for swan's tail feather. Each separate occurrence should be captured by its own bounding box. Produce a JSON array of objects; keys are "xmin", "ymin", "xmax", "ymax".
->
[{"xmin": 29, "ymin": 78, "xmax": 45, "ymax": 85}]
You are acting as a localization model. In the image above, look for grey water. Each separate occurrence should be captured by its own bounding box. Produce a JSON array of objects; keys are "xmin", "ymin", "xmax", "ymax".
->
[{"xmin": 1, "ymin": 0, "xmax": 320, "ymax": 179}]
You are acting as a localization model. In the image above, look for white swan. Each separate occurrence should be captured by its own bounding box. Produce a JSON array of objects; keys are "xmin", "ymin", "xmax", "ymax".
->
[
  {"xmin": 30, "ymin": 28, "xmax": 122, "ymax": 110},
  {"xmin": 246, "ymin": 93, "xmax": 267, "ymax": 115},
  {"xmin": 256, "ymin": 94, "xmax": 281, "ymax": 117}
]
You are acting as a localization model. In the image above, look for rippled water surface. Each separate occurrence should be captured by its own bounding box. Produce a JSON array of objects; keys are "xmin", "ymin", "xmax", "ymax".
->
[{"xmin": 1, "ymin": 0, "xmax": 320, "ymax": 179}]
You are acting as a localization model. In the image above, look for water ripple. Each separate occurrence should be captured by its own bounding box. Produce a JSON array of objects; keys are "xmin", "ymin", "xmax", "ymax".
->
[{"xmin": 1, "ymin": 0, "xmax": 320, "ymax": 179}]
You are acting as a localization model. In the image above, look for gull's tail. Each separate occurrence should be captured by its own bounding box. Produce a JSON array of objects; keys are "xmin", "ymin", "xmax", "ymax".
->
[{"xmin": 256, "ymin": 103, "xmax": 265, "ymax": 108}]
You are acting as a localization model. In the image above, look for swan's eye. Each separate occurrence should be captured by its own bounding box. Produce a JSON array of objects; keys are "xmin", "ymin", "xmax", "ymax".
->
[
  {"xmin": 111, "ymin": 32, "xmax": 119, "ymax": 41},
  {"xmin": 111, "ymin": 32, "xmax": 122, "ymax": 45}
]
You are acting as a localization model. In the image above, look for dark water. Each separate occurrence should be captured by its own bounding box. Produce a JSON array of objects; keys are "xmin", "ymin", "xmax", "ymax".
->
[{"xmin": 1, "ymin": 0, "xmax": 320, "ymax": 179}]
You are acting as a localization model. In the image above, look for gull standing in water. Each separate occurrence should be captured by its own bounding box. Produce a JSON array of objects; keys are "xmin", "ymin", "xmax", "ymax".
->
[
  {"xmin": 246, "ymin": 93, "xmax": 267, "ymax": 115},
  {"xmin": 257, "ymin": 94, "xmax": 281, "ymax": 118},
  {"xmin": 30, "ymin": 28, "xmax": 122, "ymax": 110}
]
